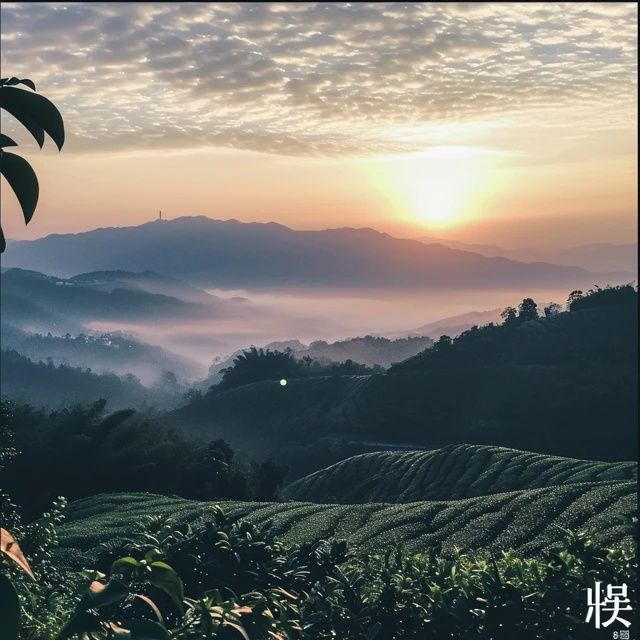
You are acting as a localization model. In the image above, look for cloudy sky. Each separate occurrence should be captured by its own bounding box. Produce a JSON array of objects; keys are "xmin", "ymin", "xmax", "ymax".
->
[{"xmin": 1, "ymin": 2, "xmax": 637, "ymax": 247}]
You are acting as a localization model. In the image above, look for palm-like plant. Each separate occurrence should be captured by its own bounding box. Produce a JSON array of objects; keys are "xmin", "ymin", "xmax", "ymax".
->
[{"xmin": 0, "ymin": 77, "xmax": 65, "ymax": 252}]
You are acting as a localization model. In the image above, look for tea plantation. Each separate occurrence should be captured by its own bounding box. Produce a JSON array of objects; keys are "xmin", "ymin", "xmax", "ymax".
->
[
  {"xmin": 282, "ymin": 443, "xmax": 638, "ymax": 503},
  {"xmin": 56, "ymin": 479, "xmax": 636, "ymax": 571}
]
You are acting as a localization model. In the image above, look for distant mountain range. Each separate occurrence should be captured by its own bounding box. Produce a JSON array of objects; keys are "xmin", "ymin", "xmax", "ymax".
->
[
  {"xmin": 68, "ymin": 270, "xmax": 216, "ymax": 304},
  {"xmin": 3, "ymin": 216, "xmax": 630, "ymax": 290},
  {"xmin": 0, "ymin": 267, "xmax": 238, "ymax": 334},
  {"xmin": 387, "ymin": 308, "xmax": 504, "ymax": 339},
  {"xmin": 418, "ymin": 236, "xmax": 637, "ymax": 273},
  {"xmin": 0, "ymin": 267, "xmax": 240, "ymax": 381}
]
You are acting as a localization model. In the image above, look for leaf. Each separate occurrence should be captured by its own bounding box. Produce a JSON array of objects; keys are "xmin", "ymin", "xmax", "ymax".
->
[
  {"xmin": 0, "ymin": 574, "xmax": 20, "ymax": 640},
  {"xmin": 274, "ymin": 587, "xmax": 297, "ymax": 600},
  {"xmin": 82, "ymin": 579, "xmax": 129, "ymax": 609},
  {"xmin": 0, "ymin": 133, "xmax": 17, "ymax": 147},
  {"xmin": 111, "ymin": 556, "xmax": 141, "ymax": 575},
  {"xmin": 144, "ymin": 548, "xmax": 165, "ymax": 564},
  {"xmin": 0, "ymin": 151, "xmax": 39, "ymax": 224},
  {"xmin": 56, "ymin": 610, "xmax": 101, "ymax": 640},
  {"xmin": 149, "ymin": 562, "xmax": 184, "ymax": 614},
  {"xmin": 233, "ymin": 606, "xmax": 253, "ymax": 615},
  {"xmin": 0, "ymin": 527, "xmax": 35, "ymax": 579},
  {"xmin": 1, "ymin": 105, "xmax": 45, "ymax": 147},
  {"xmin": 134, "ymin": 594, "xmax": 164, "ymax": 623},
  {"xmin": 19, "ymin": 78, "xmax": 36, "ymax": 91},
  {"xmin": 0, "ymin": 85, "xmax": 65, "ymax": 149}
]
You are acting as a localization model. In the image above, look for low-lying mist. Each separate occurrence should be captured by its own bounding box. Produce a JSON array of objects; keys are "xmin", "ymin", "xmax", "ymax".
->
[{"xmin": 86, "ymin": 284, "xmax": 572, "ymax": 379}]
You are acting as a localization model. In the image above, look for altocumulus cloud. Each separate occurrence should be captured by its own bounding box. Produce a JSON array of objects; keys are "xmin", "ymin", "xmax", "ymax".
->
[{"xmin": 0, "ymin": 2, "xmax": 636, "ymax": 156}]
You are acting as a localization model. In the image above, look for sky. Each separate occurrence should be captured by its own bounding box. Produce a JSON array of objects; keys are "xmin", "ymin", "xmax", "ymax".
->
[{"xmin": 1, "ymin": 2, "xmax": 637, "ymax": 249}]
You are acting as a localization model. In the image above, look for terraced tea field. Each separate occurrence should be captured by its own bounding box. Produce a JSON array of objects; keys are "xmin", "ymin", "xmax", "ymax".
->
[
  {"xmin": 282, "ymin": 444, "xmax": 638, "ymax": 503},
  {"xmin": 57, "ymin": 479, "xmax": 636, "ymax": 570}
]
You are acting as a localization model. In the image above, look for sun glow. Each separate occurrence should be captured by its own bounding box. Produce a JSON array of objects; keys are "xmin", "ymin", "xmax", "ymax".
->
[{"xmin": 372, "ymin": 146, "xmax": 499, "ymax": 229}]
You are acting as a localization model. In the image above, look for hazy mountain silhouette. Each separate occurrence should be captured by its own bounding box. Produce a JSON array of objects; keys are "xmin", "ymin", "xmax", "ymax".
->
[
  {"xmin": 1, "ymin": 323, "xmax": 201, "ymax": 383},
  {"xmin": 68, "ymin": 270, "xmax": 216, "ymax": 304},
  {"xmin": 0, "ymin": 349, "xmax": 187, "ymax": 410},
  {"xmin": 0, "ymin": 267, "xmax": 231, "ymax": 334},
  {"xmin": 3, "ymin": 216, "xmax": 627, "ymax": 290},
  {"xmin": 388, "ymin": 308, "xmax": 504, "ymax": 339},
  {"xmin": 419, "ymin": 236, "xmax": 637, "ymax": 273}
]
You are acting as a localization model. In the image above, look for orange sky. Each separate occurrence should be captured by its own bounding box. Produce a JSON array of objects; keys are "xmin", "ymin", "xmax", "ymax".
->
[{"xmin": 1, "ymin": 2, "xmax": 637, "ymax": 249}]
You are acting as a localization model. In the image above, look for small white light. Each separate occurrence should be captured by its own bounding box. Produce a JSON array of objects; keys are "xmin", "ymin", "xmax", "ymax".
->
[{"xmin": 279, "ymin": 379, "xmax": 287, "ymax": 386}]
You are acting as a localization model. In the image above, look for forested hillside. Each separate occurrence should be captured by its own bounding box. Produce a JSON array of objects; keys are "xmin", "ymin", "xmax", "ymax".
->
[
  {"xmin": 174, "ymin": 286, "xmax": 638, "ymax": 473},
  {"xmin": 0, "ymin": 350, "xmax": 181, "ymax": 410}
]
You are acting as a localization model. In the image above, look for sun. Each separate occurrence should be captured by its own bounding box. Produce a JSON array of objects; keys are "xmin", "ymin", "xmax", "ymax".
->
[{"xmin": 372, "ymin": 146, "xmax": 496, "ymax": 228}]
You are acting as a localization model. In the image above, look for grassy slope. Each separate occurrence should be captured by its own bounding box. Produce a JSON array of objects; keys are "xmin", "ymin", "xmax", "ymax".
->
[
  {"xmin": 282, "ymin": 444, "xmax": 638, "ymax": 503},
  {"xmin": 57, "ymin": 481, "xmax": 636, "ymax": 570}
]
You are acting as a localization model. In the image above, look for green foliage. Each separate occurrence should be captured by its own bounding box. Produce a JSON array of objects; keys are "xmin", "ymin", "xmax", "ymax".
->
[
  {"xmin": 0, "ymin": 573, "xmax": 20, "ymax": 640},
  {"xmin": 282, "ymin": 443, "xmax": 638, "ymax": 503},
  {"xmin": 0, "ymin": 399, "xmax": 285, "ymax": 518},
  {"xmin": 1, "ymin": 349, "xmax": 184, "ymax": 410},
  {"xmin": 0, "ymin": 78, "xmax": 65, "ymax": 251},
  {"xmin": 394, "ymin": 287, "xmax": 637, "ymax": 375},
  {"xmin": 54, "ymin": 480, "xmax": 636, "ymax": 572},
  {"xmin": 568, "ymin": 283, "xmax": 637, "ymax": 312},
  {"xmin": 218, "ymin": 346, "xmax": 382, "ymax": 390},
  {"xmin": 9, "ymin": 502, "xmax": 638, "ymax": 639},
  {"xmin": 1, "ymin": 498, "xmax": 79, "ymax": 640},
  {"xmin": 517, "ymin": 297, "xmax": 539, "ymax": 322},
  {"xmin": 219, "ymin": 347, "xmax": 301, "ymax": 389},
  {"xmin": 178, "ymin": 287, "xmax": 637, "ymax": 471}
]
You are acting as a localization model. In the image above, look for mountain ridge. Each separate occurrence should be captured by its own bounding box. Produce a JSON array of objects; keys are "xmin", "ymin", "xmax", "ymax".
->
[{"xmin": 3, "ymin": 216, "xmax": 629, "ymax": 290}]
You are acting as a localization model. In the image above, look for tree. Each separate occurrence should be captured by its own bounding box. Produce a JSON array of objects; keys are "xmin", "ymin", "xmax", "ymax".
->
[
  {"xmin": 518, "ymin": 298, "xmax": 539, "ymax": 322},
  {"xmin": 567, "ymin": 290, "xmax": 584, "ymax": 310},
  {"xmin": 501, "ymin": 306, "xmax": 518, "ymax": 326},
  {"xmin": 544, "ymin": 303, "xmax": 562, "ymax": 318},
  {"xmin": 434, "ymin": 335, "xmax": 452, "ymax": 351},
  {"xmin": 220, "ymin": 346, "xmax": 302, "ymax": 389},
  {"xmin": 0, "ymin": 77, "xmax": 65, "ymax": 252}
]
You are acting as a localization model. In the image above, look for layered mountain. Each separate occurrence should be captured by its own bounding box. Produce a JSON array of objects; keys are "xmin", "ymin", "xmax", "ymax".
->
[
  {"xmin": 419, "ymin": 236, "xmax": 637, "ymax": 273},
  {"xmin": 0, "ymin": 267, "xmax": 232, "ymax": 334},
  {"xmin": 389, "ymin": 308, "xmax": 504, "ymax": 339},
  {"xmin": 3, "ymin": 217, "xmax": 625, "ymax": 290},
  {"xmin": 1, "ymin": 324, "xmax": 201, "ymax": 383}
]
